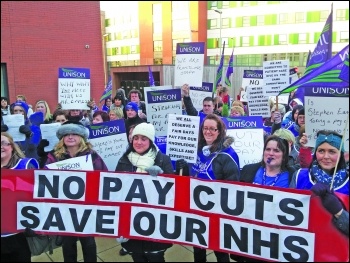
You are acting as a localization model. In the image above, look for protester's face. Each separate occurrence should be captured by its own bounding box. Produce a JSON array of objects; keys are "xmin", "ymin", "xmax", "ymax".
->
[
  {"xmin": 36, "ymin": 102, "xmax": 46, "ymax": 115},
  {"xmin": 114, "ymin": 99, "xmax": 122, "ymax": 106},
  {"xmin": 230, "ymin": 110, "xmax": 242, "ymax": 117},
  {"xmin": 126, "ymin": 109, "xmax": 137, "ymax": 119},
  {"xmin": 63, "ymin": 134, "xmax": 81, "ymax": 148},
  {"xmin": 92, "ymin": 115, "xmax": 104, "ymax": 124},
  {"xmin": 202, "ymin": 101, "xmax": 214, "ymax": 115},
  {"xmin": 109, "ymin": 112, "xmax": 118, "ymax": 121},
  {"xmin": 297, "ymin": 115, "xmax": 305, "ymax": 125},
  {"xmin": 264, "ymin": 140, "xmax": 283, "ymax": 167},
  {"xmin": 106, "ymin": 99, "xmax": 112, "ymax": 106},
  {"xmin": 132, "ymin": 135, "xmax": 150, "ymax": 154},
  {"xmin": 1, "ymin": 135, "xmax": 13, "ymax": 160},
  {"xmin": 316, "ymin": 143, "xmax": 340, "ymax": 173},
  {"xmin": 130, "ymin": 93, "xmax": 140, "ymax": 103},
  {"xmin": 1, "ymin": 99, "xmax": 8, "ymax": 108},
  {"xmin": 70, "ymin": 110, "xmax": 81, "ymax": 117},
  {"xmin": 55, "ymin": 115, "xmax": 67, "ymax": 124},
  {"xmin": 202, "ymin": 119, "xmax": 219, "ymax": 145},
  {"xmin": 13, "ymin": 106, "xmax": 25, "ymax": 115}
]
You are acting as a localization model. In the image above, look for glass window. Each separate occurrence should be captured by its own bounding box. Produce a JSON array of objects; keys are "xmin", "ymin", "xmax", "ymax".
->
[
  {"xmin": 210, "ymin": 1, "xmax": 218, "ymax": 8},
  {"xmin": 153, "ymin": 58, "xmax": 163, "ymax": 65},
  {"xmin": 299, "ymin": 33, "xmax": 307, "ymax": 44},
  {"xmin": 272, "ymin": 53, "xmax": 277, "ymax": 60},
  {"xmin": 1, "ymin": 63, "xmax": 8, "ymax": 99},
  {"xmin": 154, "ymin": 41, "xmax": 163, "ymax": 52},
  {"xmin": 130, "ymin": 45, "xmax": 137, "ymax": 54},
  {"xmin": 131, "ymin": 29, "xmax": 139, "ymax": 38},
  {"xmin": 222, "ymin": 18, "xmax": 230, "ymax": 28},
  {"xmin": 320, "ymin": 10, "xmax": 329, "ymax": 22},
  {"xmin": 279, "ymin": 13, "xmax": 288, "ymax": 24},
  {"xmin": 210, "ymin": 19, "xmax": 218, "ymax": 29},
  {"xmin": 279, "ymin": 34, "xmax": 287, "ymax": 44},
  {"xmin": 122, "ymin": 30, "xmax": 130, "ymax": 39},
  {"xmin": 209, "ymin": 56, "xmax": 216, "ymax": 65},
  {"xmin": 222, "ymin": 37, "xmax": 229, "ymax": 48},
  {"xmin": 280, "ymin": 53, "xmax": 286, "ymax": 60},
  {"xmin": 222, "ymin": 1, "xmax": 229, "ymax": 8},
  {"xmin": 336, "ymin": 9, "xmax": 346, "ymax": 21},
  {"xmin": 242, "ymin": 36, "xmax": 250, "ymax": 47},
  {"xmin": 340, "ymin": 31, "xmax": 349, "ymax": 42},
  {"xmin": 243, "ymin": 16, "xmax": 250, "ymax": 27},
  {"xmin": 257, "ymin": 15, "xmax": 264, "ymax": 26},
  {"xmin": 295, "ymin": 12, "xmax": 305, "ymax": 23},
  {"xmin": 288, "ymin": 13, "xmax": 295, "ymax": 23}
]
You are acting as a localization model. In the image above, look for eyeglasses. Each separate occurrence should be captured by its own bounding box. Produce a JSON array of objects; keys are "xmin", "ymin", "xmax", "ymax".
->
[
  {"xmin": 202, "ymin": 127, "xmax": 218, "ymax": 132},
  {"xmin": 1, "ymin": 142, "xmax": 11, "ymax": 147}
]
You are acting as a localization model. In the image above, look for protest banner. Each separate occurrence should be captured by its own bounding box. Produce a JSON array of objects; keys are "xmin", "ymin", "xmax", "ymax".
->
[
  {"xmin": 145, "ymin": 88, "xmax": 182, "ymax": 137},
  {"xmin": 40, "ymin": 122, "xmax": 61, "ymax": 152},
  {"xmin": 263, "ymin": 60, "xmax": 290, "ymax": 97},
  {"xmin": 189, "ymin": 82, "xmax": 214, "ymax": 112},
  {"xmin": 2, "ymin": 169, "xmax": 348, "ymax": 262},
  {"xmin": 304, "ymin": 87, "xmax": 349, "ymax": 150},
  {"xmin": 174, "ymin": 42, "xmax": 205, "ymax": 87},
  {"xmin": 222, "ymin": 116, "xmax": 264, "ymax": 166},
  {"xmin": 87, "ymin": 120, "xmax": 128, "ymax": 171},
  {"xmin": 2, "ymin": 114, "xmax": 25, "ymax": 142},
  {"xmin": 58, "ymin": 67, "xmax": 90, "ymax": 110},
  {"xmin": 246, "ymin": 86, "xmax": 270, "ymax": 118},
  {"xmin": 166, "ymin": 114, "xmax": 200, "ymax": 163}
]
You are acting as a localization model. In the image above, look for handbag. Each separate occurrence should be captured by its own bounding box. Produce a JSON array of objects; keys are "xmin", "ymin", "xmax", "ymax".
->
[{"xmin": 26, "ymin": 234, "xmax": 62, "ymax": 256}]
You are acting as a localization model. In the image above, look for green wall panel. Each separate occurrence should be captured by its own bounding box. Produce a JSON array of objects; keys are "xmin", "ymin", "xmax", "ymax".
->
[
  {"xmin": 249, "ymin": 36, "xmax": 254, "ymax": 46},
  {"xmin": 236, "ymin": 17, "xmax": 243, "ymax": 27},
  {"xmin": 274, "ymin": 35, "xmax": 279, "ymax": 45},
  {"xmin": 250, "ymin": 16, "xmax": 257, "ymax": 26}
]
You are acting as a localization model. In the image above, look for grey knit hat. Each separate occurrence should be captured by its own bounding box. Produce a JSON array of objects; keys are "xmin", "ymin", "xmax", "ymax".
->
[{"xmin": 56, "ymin": 121, "xmax": 89, "ymax": 140}]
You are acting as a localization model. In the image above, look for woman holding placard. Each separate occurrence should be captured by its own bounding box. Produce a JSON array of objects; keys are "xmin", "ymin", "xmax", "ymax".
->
[
  {"xmin": 290, "ymin": 130, "xmax": 349, "ymax": 236},
  {"xmin": 44, "ymin": 121, "xmax": 107, "ymax": 262},
  {"xmin": 175, "ymin": 113, "xmax": 240, "ymax": 262}
]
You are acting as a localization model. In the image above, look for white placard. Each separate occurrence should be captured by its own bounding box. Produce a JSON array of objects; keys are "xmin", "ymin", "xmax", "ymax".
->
[
  {"xmin": 2, "ymin": 114, "xmax": 25, "ymax": 142},
  {"xmin": 246, "ymin": 86, "xmax": 270, "ymax": 118},
  {"xmin": 166, "ymin": 114, "xmax": 200, "ymax": 163},
  {"xmin": 58, "ymin": 79, "xmax": 90, "ymax": 110},
  {"xmin": 189, "ymin": 82, "xmax": 214, "ymax": 112},
  {"xmin": 263, "ymin": 60, "xmax": 290, "ymax": 97},
  {"xmin": 240, "ymin": 70, "xmax": 264, "ymax": 102},
  {"xmin": 40, "ymin": 123, "xmax": 61, "ymax": 152},
  {"xmin": 46, "ymin": 155, "xmax": 94, "ymax": 170}
]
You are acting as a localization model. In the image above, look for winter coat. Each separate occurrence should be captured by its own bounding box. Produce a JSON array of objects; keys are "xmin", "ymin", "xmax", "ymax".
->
[{"xmin": 115, "ymin": 150, "xmax": 174, "ymax": 253}]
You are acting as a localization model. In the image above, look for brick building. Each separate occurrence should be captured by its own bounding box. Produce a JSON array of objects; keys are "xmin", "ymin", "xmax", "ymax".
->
[{"xmin": 1, "ymin": 1, "xmax": 105, "ymax": 110}]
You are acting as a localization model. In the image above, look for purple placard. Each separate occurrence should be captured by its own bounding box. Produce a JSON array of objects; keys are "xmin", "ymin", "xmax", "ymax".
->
[
  {"xmin": 189, "ymin": 82, "xmax": 213, "ymax": 92},
  {"xmin": 176, "ymin": 42, "xmax": 205, "ymax": 54},
  {"xmin": 243, "ymin": 70, "xmax": 263, "ymax": 79},
  {"xmin": 146, "ymin": 89, "xmax": 182, "ymax": 104},
  {"xmin": 304, "ymin": 87, "xmax": 349, "ymax": 97},
  {"xmin": 58, "ymin": 68, "xmax": 90, "ymax": 79},
  {"xmin": 222, "ymin": 116, "xmax": 264, "ymax": 129},
  {"xmin": 88, "ymin": 119, "xmax": 126, "ymax": 139}
]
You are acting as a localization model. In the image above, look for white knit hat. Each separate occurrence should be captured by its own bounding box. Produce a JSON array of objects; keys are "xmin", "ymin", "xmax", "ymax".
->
[
  {"xmin": 56, "ymin": 121, "xmax": 89, "ymax": 140},
  {"xmin": 132, "ymin": 123, "xmax": 155, "ymax": 143}
]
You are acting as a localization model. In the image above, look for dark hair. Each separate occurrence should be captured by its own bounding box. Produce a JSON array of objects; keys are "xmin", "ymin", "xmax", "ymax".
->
[
  {"xmin": 291, "ymin": 105, "xmax": 304, "ymax": 122},
  {"xmin": 296, "ymin": 108, "xmax": 305, "ymax": 126},
  {"xmin": 128, "ymin": 89, "xmax": 142, "ymax": 100},
  {"xmin": 310, "ymin": 130, "xmax": 346, "ymax": 172},
  {"xmin": 53, "ymin": 109, "xmax": 69, "ymax": 121},
  {"xmin": 198, "ymin": 114, "xmax": 228, "ymax": 153},
  {"xmin": 113, "ymin": 92, "xmax": 126, "ymax": 106},
  {"xmin": 104, "ymin": 97, "xmax": 112, "ymax": 105},
  {"xmin": 93, "ymin": 111, "xmax": 110, "ymax": 122},
  {"xmin": 203, "ymin": 97, "xmax": 214, "ymax": 104},
  {"xmin": 261, "ymin": 135, "xmax": 290, "ymax": 171}
]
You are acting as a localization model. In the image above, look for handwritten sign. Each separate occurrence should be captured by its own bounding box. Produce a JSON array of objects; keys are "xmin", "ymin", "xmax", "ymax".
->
[
  {"xmin": 58, "ymin": 68, "xmax": 90, "ymax": 110},
  {"xmin": 174, "ymin": 42, "xmax": 205, "ymax": 87},
  {"xmin": 145, "ymin": 89, "xmax": 182, "ymax": 137},
  {"xmin": 189, "ymin": 82, "xmax": 214, "ymax": 111},
  {"xmin": 46, "ymin": 155, "xmax": 94, "ymax": 170},
  {"xmin": 240, "ymin": 70, "xmax": 263, "ymax": 102},
  {"xmin": 166, "ymin": 114, "xmax": 200, "ymax": 163},
  {"xmin": 40, "ymin": 123, "xmax": 61, "ymax": 152},
  {"xmin": 87, "ymin": 120, "xmax": 129, "ymax": 171},
  {"xmin": 2, "ymin": 114, "xmax": 25, "ymax": 142},
  {"xmin": 222, "ymin": 116, "xmax": 264, "ymax": 166},
  {"xmin": 246, "ymin": 86, "xmax": 270, "ymax": 118},
  {"xmin": 304, "ymin": 88, "xmax": 349, "ymax": 151},
  {"xmin": 263, "ymin": 60, "xmax": 289, "ymax": 97}
]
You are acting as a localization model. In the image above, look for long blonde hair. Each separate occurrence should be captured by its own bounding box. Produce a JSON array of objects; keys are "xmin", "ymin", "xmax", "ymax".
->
[
  {"xmin": 53, "ymin": 135, "xmax": 93, "ymax": 160},
  {"xmin": 1, "ymin": 132, "xmax": 25, "ymax": 167},
  {"xmin": 35, "ymin": 100, "xmax": 52, "ymax": 122}
]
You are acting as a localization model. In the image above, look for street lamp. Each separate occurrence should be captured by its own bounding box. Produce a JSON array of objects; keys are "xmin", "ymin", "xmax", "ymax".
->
[{"xmin": 214, "ymin": 9, "xmax": 222, "ymax": 64}]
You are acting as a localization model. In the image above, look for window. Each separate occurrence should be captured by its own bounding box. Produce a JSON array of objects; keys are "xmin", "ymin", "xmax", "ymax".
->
[
  {"xmin": 280, "ymin": 53, "xmax": 286, "ymax": 60},
  {"xmin": 131, "ymin": 29, "xmax": 139, "ymax": 38},
  {"xmin": 130, "ymin": 45, "xmax": 137, "ymax": 54},
  {"xmin": 320, "ymin": 10, "xmax": 329, "ymax": 22},
  {"xmin": 154, "ymin": 41, "xmax": 163, "ymax": 52},
  {"xmin": 209, "ymin": 19, "xmax": 218, "ymax": 29},
  {"xmin": 122, "ymin": 30, "xmax": 130, "ymax": 39},
  {"xmin": 279, "ymin": 13, "xmax": 288, "ymax": 24},
  {"xmin": 299, "ymin": 33, "xmax": 307, "ymax": 44},
  {"xmin": 257, "ymin": 15, "xmax": 264, "ymax": 26},
  {"xmin": 295, "ymin": 12, "xmax": 305, "ymax": 23},
  {"xmin": 279, "ymin": 34, "xmax": 287, "ymax": 45},
  {"xmin": 153, "ymin": 58, "xmax": 163, "ymax": 65},
  {"xmin": 340, "ymin": 31, "xmax": 349, "ymax": 42},
  {"xmin": 289, "ymin": 53, "xmax": 300, "ymax": 67},
  {"xmin": 210, "ymin": 1, "xmax": 218, "ymax": 9},
  {"xmin": 243, "ymin": 16, "xmax": 250, "ymax": 27},
  {"xmin": 222, "ymin": 18, "xmax": 229, "ymax": 28},
  {"xmin": 222, "ymin": 37, "xmax": 229, "ymax": 48},
  {"xmin": 1, "ymin": 63, "xmax": 8, "ymax": 99},
  {"xmin": 336, "ymin": 9, "xmax": 347, "ymax": 21},
  {"xmin": 222, "ymin": 1, "xmax": 229, "ymax": 8},
  {"xmin": 242, "ymin": 36, "xmax": 250, "ymax": 47}
]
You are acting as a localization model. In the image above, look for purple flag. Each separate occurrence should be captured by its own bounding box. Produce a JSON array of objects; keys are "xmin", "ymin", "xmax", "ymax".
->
[
  {"xmin": 339, "ymin": 53, "xmax": 349, "ymax": 83},
  {"xmin": 304, "ymin": 5, "xmax": 333, "ymax": 75},
  {"xmin": 214, "ymin": 41, "xmax": 226, "ymax": 94},
  {"xmin": 100, "ymin": 76, "xmax": 112, "ymax": 102},
  {"xmin": 224, "ymin": 49, "xmax": 234, "ymax": 88},
  {"xmin": 148, "ymin": 66, "xmax": 155, "ymax": 87}
]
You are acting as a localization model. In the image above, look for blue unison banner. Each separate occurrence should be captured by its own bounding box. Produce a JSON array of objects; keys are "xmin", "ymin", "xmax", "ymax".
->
[
  {"xmin": 88, "ymin": 119, "xmax": 126, "ymax": 139},
  {"xmin": 58, "ymin": 68, "xmax": 90, "ymax": 79}
]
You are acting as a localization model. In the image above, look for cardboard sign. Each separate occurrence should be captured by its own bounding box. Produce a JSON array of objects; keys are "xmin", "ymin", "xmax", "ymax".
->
[
  {"xmin": 189, "ymin": 82, "xmax": 214, "ymax": 112},
  {"xmin": 263, "ymin": 60, "xmax": 290, "ymax": 96}
]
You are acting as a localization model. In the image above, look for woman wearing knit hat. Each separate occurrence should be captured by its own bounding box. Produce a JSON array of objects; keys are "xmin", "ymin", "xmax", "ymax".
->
[
  {"xmin": 290, "ymin": 130, "xmax": 349, "ymax": 236},
  {"xmin": 115, "ymin": 122, "xmax": 173, "ymax": 262},
  {"xmin": 44, "ymin": 121, "xmax": 108, "ymax": 262},
  {"xmin": 124, "ymin": 102, "xmax": 146, "ymax": 140}
]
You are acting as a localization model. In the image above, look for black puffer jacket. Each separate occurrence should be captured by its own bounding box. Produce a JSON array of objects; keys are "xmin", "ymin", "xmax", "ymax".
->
[{"xmin": 115, "ymin": 150, "xmax": 174, "ymax": 253}]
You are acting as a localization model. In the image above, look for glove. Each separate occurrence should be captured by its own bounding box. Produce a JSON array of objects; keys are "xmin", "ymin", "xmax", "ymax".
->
[
  {"xmin": 116, "ymin": 236, "xmax": 129, "ymax": 243},
  {"xmin": 176, "ymin": 159, "xmax": 188, "ymax": 173},
  {"xmin": 320, "ymin": 192, "xmax": 343, "ymax": 215},
  {"xmin": 1, "ymin": 124, "xmax": 8, "ymax": 132},
  {"xmin": 19, "ymin": 125, "xmax": 33, "ymax": 138},
  {"xmin": 310, "ymin": 183, "xmax": 331, "ymax": 197},
  {"xmin": 37, "ymin": 139, "xmax": 50, "ymax": 157},
  {"xmin": 145, "ymin": 165, "xmax": 163, "ymax": 177},
  {"xmin": 273, "ymin": 111, "xmax": 282, "ymax": 124}
]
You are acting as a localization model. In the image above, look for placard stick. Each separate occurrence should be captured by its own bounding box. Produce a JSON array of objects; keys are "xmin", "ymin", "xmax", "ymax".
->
[
  {"xmin": 330, "ymin": 113, "xmax": 349, "ymax": 190},
  {"xmin": 179, "ymin": 168, "xmax": 183, "ymax": 176}
]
